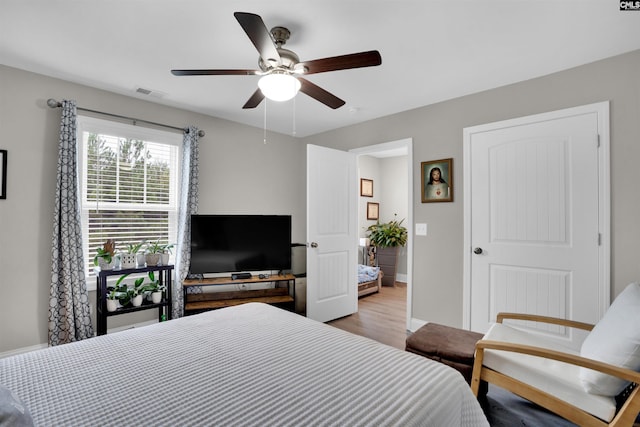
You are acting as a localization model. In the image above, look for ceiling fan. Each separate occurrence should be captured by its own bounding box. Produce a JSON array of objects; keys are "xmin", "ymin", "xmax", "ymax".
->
[{"xmin": 171, "ymin": 12, "xmax": 382, "ymax": 109}]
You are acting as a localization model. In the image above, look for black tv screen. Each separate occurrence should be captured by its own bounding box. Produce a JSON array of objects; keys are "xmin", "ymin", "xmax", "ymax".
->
[{"xmin": 189, "ymin": 215, "xmax": 292, "ymax": 274}]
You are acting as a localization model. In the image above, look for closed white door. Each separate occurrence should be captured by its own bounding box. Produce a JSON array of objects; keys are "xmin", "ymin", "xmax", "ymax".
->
[
  {"xmin": 306, "ymin": 144, "xmax": 358, "ymax": 322},
  {"xmin": 464, "ymin": 103, "xmax": 609, "ymax": 349}
]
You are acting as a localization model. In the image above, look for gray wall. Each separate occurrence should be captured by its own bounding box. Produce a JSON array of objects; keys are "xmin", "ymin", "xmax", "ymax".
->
[
  {"xmin": 2, "ymin": 48, "xmax": 639, "ymax": 354},
  {"xmin": 0, "ymin": 65, "xmax": 305, "ymax": 354},
  {"xmin": 305, "ymin": 49, "xmax": 640, "ymax": 327}
]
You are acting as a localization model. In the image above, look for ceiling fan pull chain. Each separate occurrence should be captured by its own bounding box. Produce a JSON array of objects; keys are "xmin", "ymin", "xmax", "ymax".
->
[
  {"xmin": 292, "ymin": 96, "xmax": 296, "ymax": 137},
  {"xmin": 263, "ymin": 98, "xmax": 268, "ymax": 144}
]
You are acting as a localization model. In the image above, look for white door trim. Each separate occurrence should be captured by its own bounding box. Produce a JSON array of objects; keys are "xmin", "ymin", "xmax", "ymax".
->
[
  {"xmin": 462, "ymin": 102, "xmax": 610, "ymax": 329},
  {"xmin": 350, "ymin": 138, "xmax": 414, "ymax": 331}
]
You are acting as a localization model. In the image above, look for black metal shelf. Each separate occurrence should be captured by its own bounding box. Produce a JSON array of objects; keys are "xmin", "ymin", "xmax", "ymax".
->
[{"xmin": 96, "ymin": 264, "xmax": 173, "ymax": 335}]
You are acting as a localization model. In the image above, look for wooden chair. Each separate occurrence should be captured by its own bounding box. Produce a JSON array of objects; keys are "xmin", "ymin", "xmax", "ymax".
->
[{"xmin": 471, "ymin": 312, "xmax": 640, "ymax": 427}]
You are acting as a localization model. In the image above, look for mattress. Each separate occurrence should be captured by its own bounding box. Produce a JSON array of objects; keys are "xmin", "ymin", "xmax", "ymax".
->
[{"xmin": 0, "ymin": 303, "xmax": 488, "ymax": 426}]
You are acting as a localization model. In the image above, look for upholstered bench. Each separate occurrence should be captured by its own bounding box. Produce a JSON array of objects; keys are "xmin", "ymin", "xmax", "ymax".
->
[{"xmin": 406, "ymin": 322, "xmax": 486, "ymax": 394}]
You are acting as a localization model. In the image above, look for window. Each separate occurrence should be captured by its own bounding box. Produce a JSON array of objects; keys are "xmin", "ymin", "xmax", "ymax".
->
[{"xmin": 77, "ymin": 116, "xmax": 182, "ymax": 286}]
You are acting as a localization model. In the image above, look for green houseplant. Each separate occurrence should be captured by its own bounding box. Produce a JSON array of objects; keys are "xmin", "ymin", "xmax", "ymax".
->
[
  {"xmin": 93, "ymin": 239, "xmax": 116, "ymax": 271},
  {"xmin": 121, "ymin": 241, "xmax": 144, "ymax": 269},
  {"xmin": 111, "ymin": 273, "xmax": 146, "ymax": 307},
  {"xmin": 366, "ymin": 216, "xmax": 407, "ymax": 287},
  {"xmin": 144, "ymin": 239, "xmax": 164, "ymax": 267},
  {"xmin": 159, "ymin": 243, "xmax": 175, "ymax": 266},
  {"xmin": 366, "ymin": 217, "xmax": 408, "ymax": 248},
  {"xmin": 141, "ymin": 271, "xmax": 165, "ymax": 303}
]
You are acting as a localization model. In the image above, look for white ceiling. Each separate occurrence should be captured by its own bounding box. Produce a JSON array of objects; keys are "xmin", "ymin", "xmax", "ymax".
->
[{"xmin": 2, "ymin": 1, "xmax": 640, "ymax": 137}]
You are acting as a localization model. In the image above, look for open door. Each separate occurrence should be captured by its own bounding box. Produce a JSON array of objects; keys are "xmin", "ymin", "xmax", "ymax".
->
[{"xmin": 306, "ymin": 144, "xmax": 358, "ymax": 322}]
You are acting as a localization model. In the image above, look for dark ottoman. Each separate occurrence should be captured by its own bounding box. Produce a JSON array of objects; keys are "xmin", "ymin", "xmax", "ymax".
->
[{"xmin": 406, "ymin": 322, "xmax": 486, "ymax": 395}]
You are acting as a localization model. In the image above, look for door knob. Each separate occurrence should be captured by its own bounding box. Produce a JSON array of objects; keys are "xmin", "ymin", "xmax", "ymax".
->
[
  {"xmin": 309, "ymin": 242, "xmax": 318, "ymax": 248},
  {"xmin": 473, "ymin": 247, "xmax": 483, "ymax": 255}
]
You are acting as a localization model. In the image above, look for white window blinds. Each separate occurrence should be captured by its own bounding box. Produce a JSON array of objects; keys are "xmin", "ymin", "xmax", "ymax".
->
[{"xmin": 77, "ymin": 116, "xmax": 181, "ymax": 282}]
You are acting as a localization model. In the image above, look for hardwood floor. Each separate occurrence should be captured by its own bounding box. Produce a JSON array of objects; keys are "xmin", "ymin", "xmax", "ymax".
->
[{"xmin": 327, "ymin": 283, "xmax": 407, "ymax": 350}]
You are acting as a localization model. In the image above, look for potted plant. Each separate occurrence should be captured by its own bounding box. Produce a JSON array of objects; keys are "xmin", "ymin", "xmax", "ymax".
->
[
  {"xmin": 106, "ymin": 287, "xmax": 119, "ymax": 312},
  {"xmin": 160, "ymin": 243, "xmax": 175, "ymax": 266},
  {"xmin": 93, "ymin": 239, "xmax": 116, "ymax": 271},
  {"xmin": 141, "ymin": 271, "xmax": 165, "ymax": 303},
  {"xmin": 366, "ymin": 215, "xmax": 407, "ymax": 287},
  {"xmin": 130, "ymin": 277, "xmax": 145, "ymax": 306},
  {"xmin": 144, "ymin": 239, "xmax": 164, "ymax": 267},
  {"xmin": 107, "ymin": 274, "xmax": 130, "ymax": 311},
  {"xmin": 112, "ymin": 273, "xmax": 144, "ymax": 307},
  {"xmin": 121, "ymin": 241, "xmax": 144, "ymax": 269}
]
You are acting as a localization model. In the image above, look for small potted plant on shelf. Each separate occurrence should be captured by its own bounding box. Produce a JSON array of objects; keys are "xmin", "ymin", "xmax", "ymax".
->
[
  {"xmin": 121, "ymin": 241, "xmax": 144, "ymax": 269},
  {"xmin": 144, "ymin": 239, "xmax": 164, "ymax": 267},
  {"xmin": 129, "ymin": 277, "xmax": 145, "ymax": 307},
  {"xmin": 107, "ymin": 275, "xmax": 130, "ymax": 311},
  {"xmin": 93, "ymin": 239, "xmax": 116, "ymax": 271},
  {"xmin": 142, "ymin": 271, "xmax": 165, "ymax": 304},
  {"xmin": 106, "ymin": 287, "xmax": 119, "ymax": 312},
  {"xmin": 112, "ymin": 273, "xmax": 144, "ymax": 307},
  {"xmin": 160, "ymin": 243, "xmax": 175, "ymax": 266}
]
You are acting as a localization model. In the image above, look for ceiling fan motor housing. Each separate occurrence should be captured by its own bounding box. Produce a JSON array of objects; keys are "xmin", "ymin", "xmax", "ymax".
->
[
  {"xmin": 259, "ymin": 47, "xmax": 299, "ymax": 72},
  {"xmin": 258, "ymin": 26, "xmax": 300, "ymax": 73}
]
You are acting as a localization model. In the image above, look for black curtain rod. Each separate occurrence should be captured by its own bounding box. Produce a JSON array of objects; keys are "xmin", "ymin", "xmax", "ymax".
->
[{"xmin": 46, "ymin": 98, "xmax": 205, "ymax": 137}]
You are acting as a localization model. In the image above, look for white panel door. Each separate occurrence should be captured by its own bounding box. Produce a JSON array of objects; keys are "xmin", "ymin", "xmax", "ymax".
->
[
  {"xmin": 465, "ymin": 103, "xmax": 609, "ymax": 350},
  {"xmin": 306, "ymin": 144, "xmax": 358, "ymax": 323}
]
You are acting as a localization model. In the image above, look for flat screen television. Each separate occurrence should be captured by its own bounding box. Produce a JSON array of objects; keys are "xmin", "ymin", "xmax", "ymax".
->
[{"xmin": 189, "ymin": 214, "xmax": 292, "ymax": 275}]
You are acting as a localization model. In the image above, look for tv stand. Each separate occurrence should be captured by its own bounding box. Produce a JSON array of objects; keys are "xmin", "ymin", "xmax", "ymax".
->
[{"xmin": 183, "ymin": 273, "xmax": 295, "ymax": 315}]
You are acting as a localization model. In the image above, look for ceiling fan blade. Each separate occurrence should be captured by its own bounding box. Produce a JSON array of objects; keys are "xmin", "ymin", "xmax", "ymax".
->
[
  {"xmin": 298, "ymin": 77, "xmax": 345, "ymax": 109},
  {"xmin": 242, "ymin": 89, "xmax": 265, "ymax": 109},
  {"xmin": 234, "ymin": 12, "xmax": 281, "ymax": 66},
  {"xmin": 171, "ymin": 69, "xmax": 260, "ymax": 76},
  {"xmin": 298, "ymin": 50, "xmax": 382, "ymax": 75}
]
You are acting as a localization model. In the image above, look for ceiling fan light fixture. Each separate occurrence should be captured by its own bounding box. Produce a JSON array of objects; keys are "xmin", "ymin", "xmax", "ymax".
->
[{"xmin": 258, "ymin": 73, "xmax": 301, "ymax": 102}]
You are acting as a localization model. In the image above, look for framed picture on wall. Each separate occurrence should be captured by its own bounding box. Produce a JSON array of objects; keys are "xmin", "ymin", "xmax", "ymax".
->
[
  {"xmin": 421, "ymin": 158, "xmax": 453, "ymax": 203},
  {"xmin": 366, "ymin": 202, "xmax": 379, "ymax": 220},
  {"xmin": 0, "ymin": 150, "xmax": 6, "ymax": 200},
  {"xmin": 360, "ymin": 178, "xmax": 373, "ymax": 197}
]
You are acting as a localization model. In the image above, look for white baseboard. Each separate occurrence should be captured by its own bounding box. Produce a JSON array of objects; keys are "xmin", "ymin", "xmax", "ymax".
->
[
  {"xmin": 396, "ymin": 273, "xmax": 407, "ymax": 283},
  {"xmin": 1, "ymin": 319, "xmax": 160, "ymax": 359},
  {"xmin": 409, "ymin": 317, "xmax": 428, "ymax": 333},
  {"xmin": 0, "ymin": 343, "xmax": 48, "ymax": 359}
]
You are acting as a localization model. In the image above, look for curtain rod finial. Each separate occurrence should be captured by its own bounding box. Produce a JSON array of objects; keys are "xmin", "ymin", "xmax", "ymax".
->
[{"xmin": 47, "ymin": 98, "xmax": 61, "ymax": 108}]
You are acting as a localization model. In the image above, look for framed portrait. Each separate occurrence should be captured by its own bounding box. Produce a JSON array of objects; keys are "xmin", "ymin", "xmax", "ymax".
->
[
  {"xmin": 360, "ymin": 178, "xmax": 373, "ymax": 197},
  {"xmin": 0, "ymin": 150, "xmax": 6, "ymax": 200},
  {"xmin": 421, "ymin": 158, "xmax": 453, "ymax": 203},
  {"xmin": 366, "ymin": 202, "xmax": 379, "ymax": 220}
]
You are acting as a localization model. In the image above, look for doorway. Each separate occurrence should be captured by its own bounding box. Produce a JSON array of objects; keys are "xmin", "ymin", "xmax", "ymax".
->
[{"xmin": 350, "ymin": 138, "xmax": 413, "ymax": 330}]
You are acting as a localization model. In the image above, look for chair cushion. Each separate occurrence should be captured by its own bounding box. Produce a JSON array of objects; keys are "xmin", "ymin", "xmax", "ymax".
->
[
  {"xmin": 579, "ymin": 282, "xmax": 640, "ymax": 396},
  {"xmin": 483, "ymin": 323, "xmax": 617, "ymax": 422}
]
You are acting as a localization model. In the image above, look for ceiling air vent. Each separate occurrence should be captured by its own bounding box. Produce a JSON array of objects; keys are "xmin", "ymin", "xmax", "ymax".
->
[{"xmin": 134, "ymin": 87, "xmax": 166, "ymax": 98}]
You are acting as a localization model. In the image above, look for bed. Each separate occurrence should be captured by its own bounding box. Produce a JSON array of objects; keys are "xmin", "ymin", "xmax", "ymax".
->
[
  {"xmin": 358, "ymin": 264, "xmax": 382, "ymax": 297},
  {"xmin": 0, "ymin": 303, "xmax": 488, "ymax": 426}
]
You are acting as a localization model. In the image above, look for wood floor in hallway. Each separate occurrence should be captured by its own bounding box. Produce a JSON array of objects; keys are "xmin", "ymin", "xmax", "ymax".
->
[{"xmin": 327, "ymin": 283, "xmax": 407, "ymax": 350}]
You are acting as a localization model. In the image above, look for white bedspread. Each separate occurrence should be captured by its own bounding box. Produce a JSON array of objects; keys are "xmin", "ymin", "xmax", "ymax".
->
[{"xmin": 0, "ymin": 303, "xmax": 488, "ymax": 426}]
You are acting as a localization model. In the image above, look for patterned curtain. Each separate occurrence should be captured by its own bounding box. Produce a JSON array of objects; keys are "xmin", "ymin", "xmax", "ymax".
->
[
  {"xmin": 173, "ymin": 126, "xmax": 199, "ymax": 318},
  {"xmin": 48, "ymin": 100, "xmax": 93, "ymax": 345}
]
